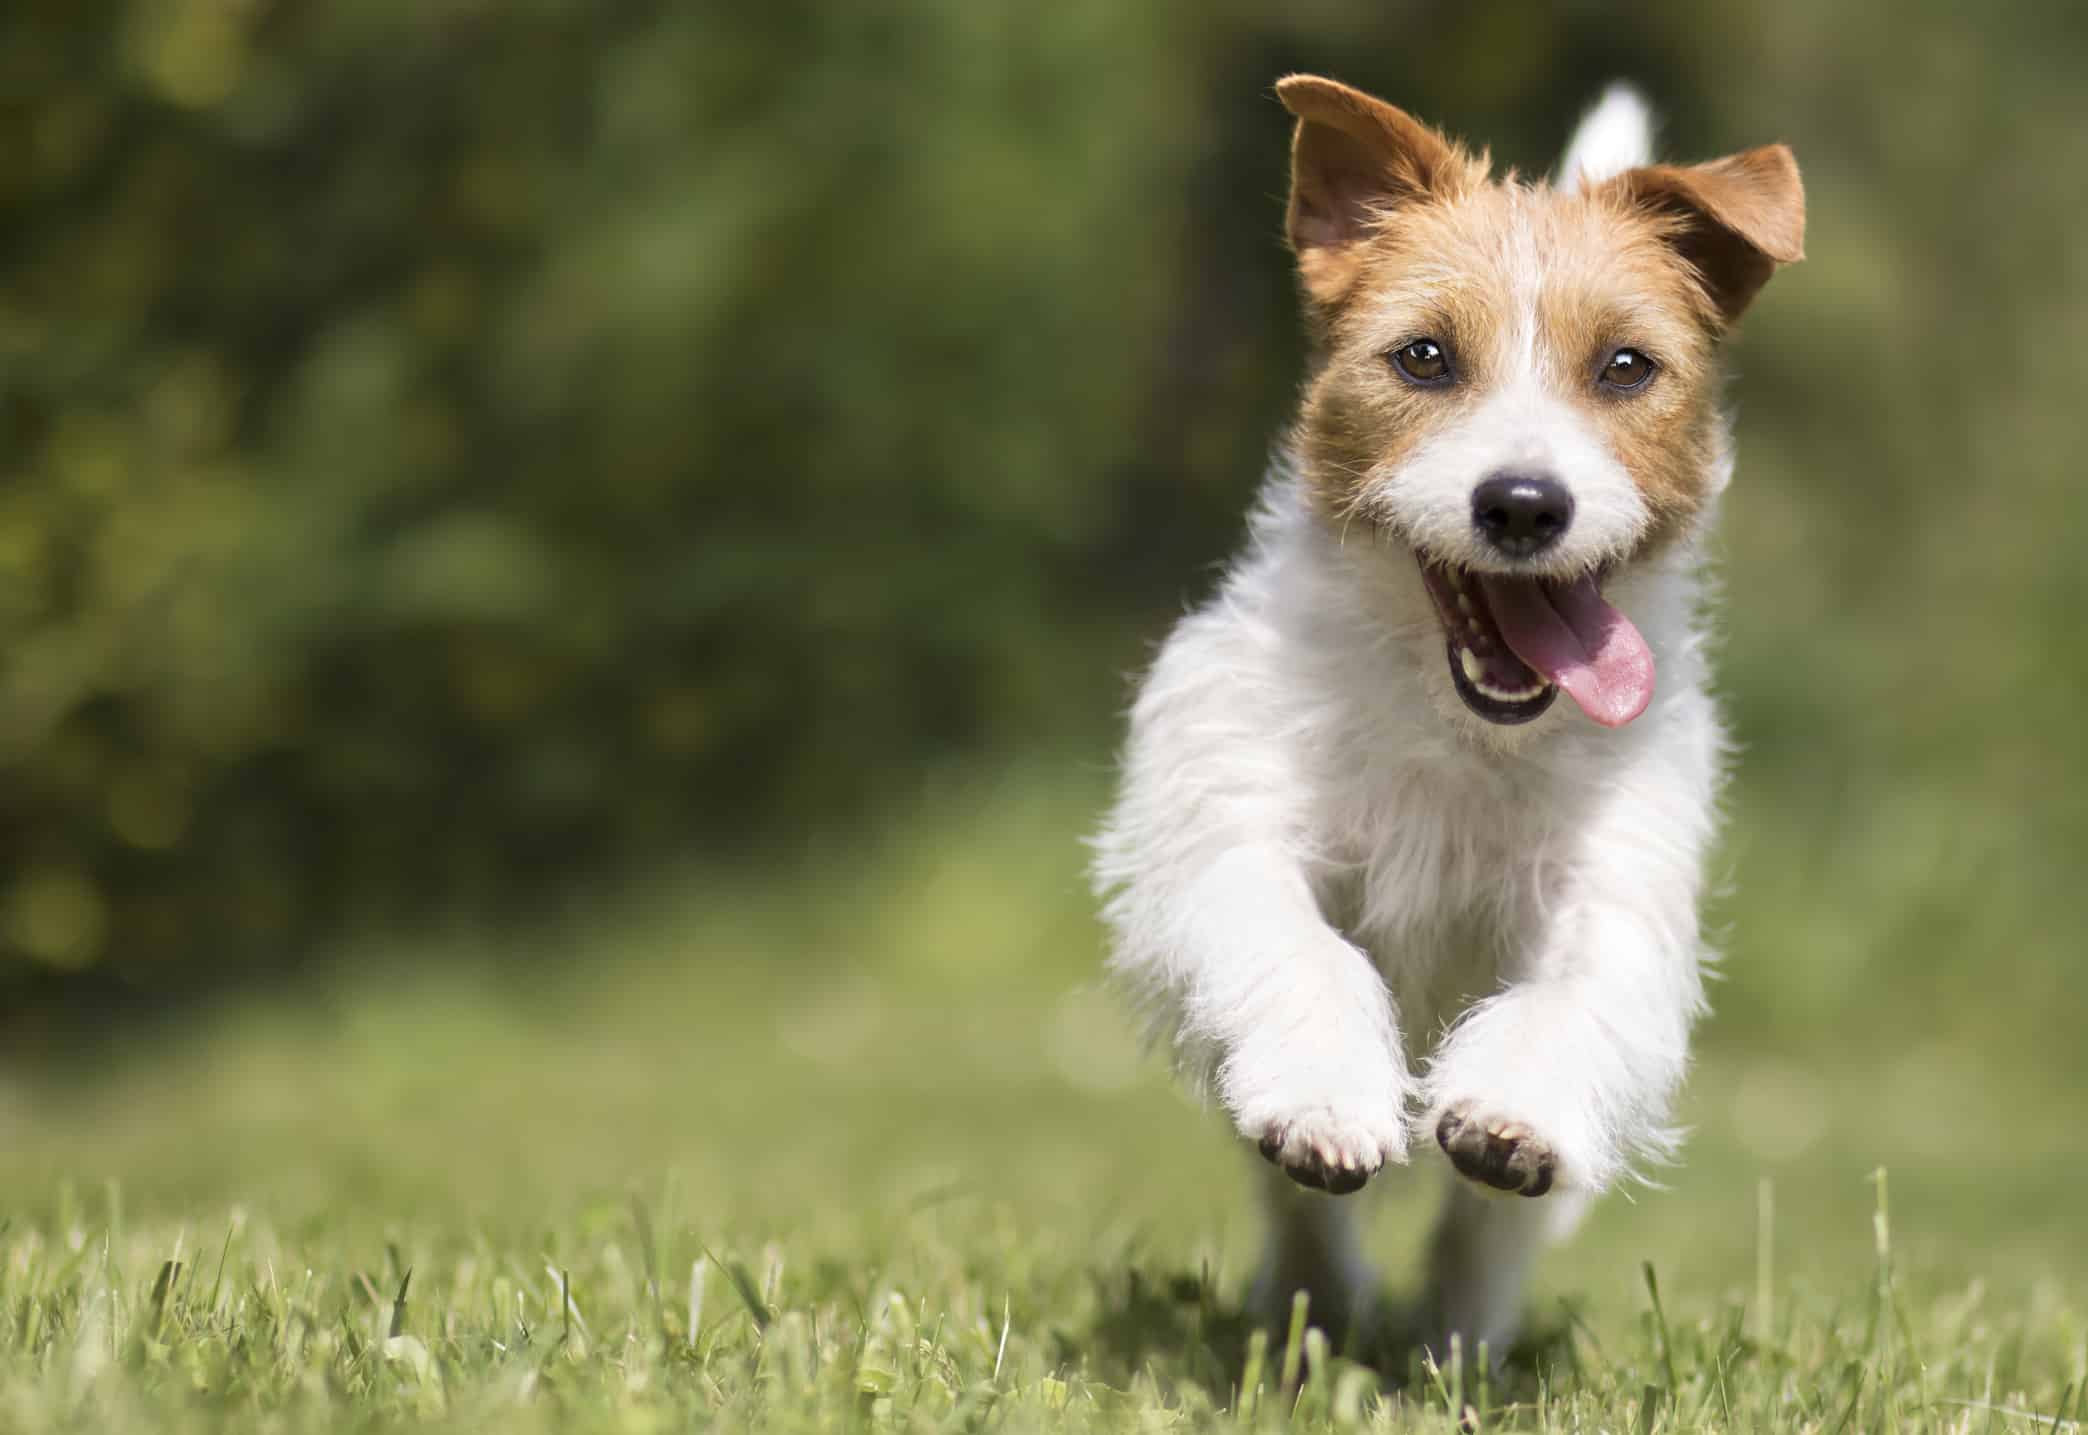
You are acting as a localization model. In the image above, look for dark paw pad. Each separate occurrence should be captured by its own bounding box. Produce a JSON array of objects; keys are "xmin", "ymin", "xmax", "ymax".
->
[
  {"xmin": 1435, "ymin": 1106, "xmax": 1556, "ymax": 1197},
  {"xmin": 1256, "ymin": 1129, "xmax": 1377, "ymax": 1196}
]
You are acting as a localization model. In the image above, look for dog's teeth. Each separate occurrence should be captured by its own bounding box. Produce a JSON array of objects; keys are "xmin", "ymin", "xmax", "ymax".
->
[
  {"xmin": 1459, "ymin": 649, "xmax": 1484, "ymax": 685},
  {"xmin": 1474, "ymin": 677, "xmax": 1547, "ymax": 703},
  {"xmin": 1457, "ymin": 593, "xmax": 1474, "ymax": 617}
]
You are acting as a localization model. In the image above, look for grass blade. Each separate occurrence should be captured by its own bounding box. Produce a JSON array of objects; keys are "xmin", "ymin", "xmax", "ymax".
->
[
  {"xmin": 389, "ymin": 1267, "xmax": 413, "ymax": 1339},
  {"xmin": 1643, "ymin": 1261, "xmax": 1678, "ymax": 1396},
  {"xmin": 1279, "ymin": 1289, "xmax": 1308, "ymax": 1395},
  {"xmin": 698, "ymin": 1245, "xmax": 770, "ymax": 1332}
]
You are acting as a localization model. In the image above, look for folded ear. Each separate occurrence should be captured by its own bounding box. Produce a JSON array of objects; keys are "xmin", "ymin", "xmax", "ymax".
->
[
  {"xmin": 1275, "ymin": 75, "xmax": 1472, "ymax": 311},
  {"xmin": 1610, "ymin": 145, "xmax": 1805, "ymax": 325}
]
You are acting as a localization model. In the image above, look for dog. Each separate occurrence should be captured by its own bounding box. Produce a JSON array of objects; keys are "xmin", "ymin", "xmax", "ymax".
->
[{"xmin": 1091, "ymin": 76, "xmax": 1802, "ymax": 1359}]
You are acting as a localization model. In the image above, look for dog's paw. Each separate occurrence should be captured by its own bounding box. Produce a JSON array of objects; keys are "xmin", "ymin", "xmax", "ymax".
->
[
  {"xmin": 1252, "ymin": 1108, "xmax": 1404, "ymax": 1195},
  {"xmin": 1434, "ymin": 1103, "xmax": 1556, "ymax": 1197}
]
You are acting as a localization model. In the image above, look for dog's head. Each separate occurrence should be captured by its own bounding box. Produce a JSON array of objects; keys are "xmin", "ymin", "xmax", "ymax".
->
[{"xmin": 1278, "ymin": 76, "xmax": 1803, "ymax": 730}]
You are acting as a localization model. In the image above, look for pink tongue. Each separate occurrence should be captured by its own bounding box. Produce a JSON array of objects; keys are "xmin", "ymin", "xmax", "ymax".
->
[{"xmin": 1479, "ymin": 574, "xmax": 1655, "ymax": 728}]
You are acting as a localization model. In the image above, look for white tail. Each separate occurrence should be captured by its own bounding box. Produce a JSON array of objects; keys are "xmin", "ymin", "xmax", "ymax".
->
[{"xmin": 1557, "ymin": 84, "xmax": 1654, "ymax": 191}]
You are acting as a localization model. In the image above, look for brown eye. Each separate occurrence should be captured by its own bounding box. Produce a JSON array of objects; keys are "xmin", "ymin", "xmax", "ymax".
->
[
  {"xmin": 1600, "ymin": 347, "xmax": 1655, "ymax": 390},
  {"xmin": 1391, "ymin": 338, "xmax": 1452, "ymax": 385}
]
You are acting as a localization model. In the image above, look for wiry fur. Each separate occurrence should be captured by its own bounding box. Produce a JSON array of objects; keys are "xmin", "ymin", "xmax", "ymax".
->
[{"xmin": 1090, "ymin": 78, "xmax": 1801, "ymax": 1359}]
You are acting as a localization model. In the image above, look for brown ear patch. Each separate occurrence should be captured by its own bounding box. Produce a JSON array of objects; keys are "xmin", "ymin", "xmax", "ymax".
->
[
  {"xmin": 1611, "ymin": 144, "xmax": 1805, "ymax": 325},
  {"xmin": 1276, "ymin": 75, "xmax": 1486, "ymax": 311}
]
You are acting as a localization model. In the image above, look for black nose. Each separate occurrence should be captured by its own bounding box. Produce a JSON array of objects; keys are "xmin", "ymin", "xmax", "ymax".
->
[{"xmin": 1471, "ymin": 472, "xmax": 1574, "ymax": 557}]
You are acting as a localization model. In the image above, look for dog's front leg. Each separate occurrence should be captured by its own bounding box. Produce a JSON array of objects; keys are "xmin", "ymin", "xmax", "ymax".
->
[
  {"xmin": 1119, "ymin": 842, "xmax": 1412, "ymax": 1337},
  {"xmin": 1104, "ymin": 841, "xmax": 1414, "ymax": 1194},
  {"xmin": 1419, "ymin": 870, "xmax": 1705, "ymax": 1200},
  {"xmin": 1411, "ymin": 868, "xmax": 1701, "ymax": 1359}
]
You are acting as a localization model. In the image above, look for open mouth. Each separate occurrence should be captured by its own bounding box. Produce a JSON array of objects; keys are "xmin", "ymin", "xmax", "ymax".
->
[{"xmin": 1417, "ymin": 559, "xmax": 1657, "ymax": 728}]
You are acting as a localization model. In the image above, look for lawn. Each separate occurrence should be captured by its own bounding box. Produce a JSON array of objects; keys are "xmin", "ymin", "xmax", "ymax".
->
[{"xmin": 2, "ymin": 763, "xmax": 2083, "ymax": 1432}]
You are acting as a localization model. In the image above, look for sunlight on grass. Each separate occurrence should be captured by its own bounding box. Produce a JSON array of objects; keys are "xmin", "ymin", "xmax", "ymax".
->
[{"xmin": 3, "ymin": 762, "xmax": 2083, "ymax": 1430}]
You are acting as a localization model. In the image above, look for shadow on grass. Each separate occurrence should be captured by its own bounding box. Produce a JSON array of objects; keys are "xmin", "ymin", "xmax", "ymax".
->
[
  {"xmin": 1068, "ymin": 1263, "xmax": 1579, "ymax": 1410},
  {"xmin": 1062, "ymin": 1267, "xmax": 1258, "ymax": 1397}
]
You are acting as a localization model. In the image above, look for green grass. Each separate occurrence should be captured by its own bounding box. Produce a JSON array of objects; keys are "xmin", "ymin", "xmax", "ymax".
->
[{"xmin": 3, "ymin": 764, "xmax": 2084, "ymax": 1431}]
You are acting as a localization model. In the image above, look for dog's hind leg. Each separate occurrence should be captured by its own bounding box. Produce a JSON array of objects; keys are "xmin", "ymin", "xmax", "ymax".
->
[
  {"xmin": 1250, "ymin": 1162, "xmax": 1379, "ymax": 1351},
  {"xmin": 1415, "ymin": 1175, "xmax": 1591, "ymax": 1363}
]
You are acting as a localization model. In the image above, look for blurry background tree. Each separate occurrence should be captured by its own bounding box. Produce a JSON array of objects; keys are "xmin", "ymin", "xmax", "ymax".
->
[{"xmin": 2, "ymin": 0, "xmax": 2083, "ymax": 1050}]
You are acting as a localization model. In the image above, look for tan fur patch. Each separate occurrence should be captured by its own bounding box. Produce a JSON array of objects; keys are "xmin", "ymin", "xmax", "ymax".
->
[
  {"xmin": 1277, "ymin": 76, "xmax": 1491, "ymax": 319},
  {"xmin": 1278, "ymin": 79, "xmax": 1803, "ymax": 555},
  {"xmin": 1532, "ymin": 190, "xmax": 1725, "ymax": 530}
]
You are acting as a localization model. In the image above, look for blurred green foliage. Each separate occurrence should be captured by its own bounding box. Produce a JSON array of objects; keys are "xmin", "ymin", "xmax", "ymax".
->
[{"xmin": 2, "ymin": 0, "xmax": 2084, "ymax": 1024}]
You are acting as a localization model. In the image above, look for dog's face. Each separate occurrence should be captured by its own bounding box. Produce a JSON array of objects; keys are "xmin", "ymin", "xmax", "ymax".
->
[{"xmin": 1279, "ymin": 77, "xmax": 1803, "ymax": 730}]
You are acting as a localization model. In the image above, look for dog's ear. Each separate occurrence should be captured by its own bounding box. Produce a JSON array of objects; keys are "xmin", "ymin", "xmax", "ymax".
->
[
  {"xmin": 1610, "ymin": 146, "xmax": 1805, "ymax": 326},
  {"xmin": 1276, "ymin": 75, "xmax": 1469, "ymax": 311}
]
